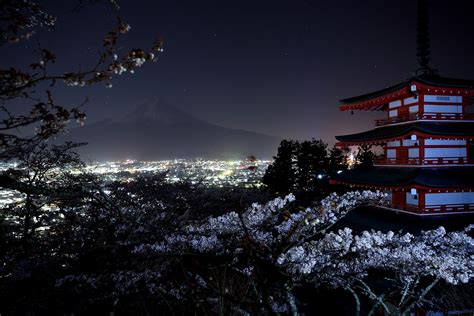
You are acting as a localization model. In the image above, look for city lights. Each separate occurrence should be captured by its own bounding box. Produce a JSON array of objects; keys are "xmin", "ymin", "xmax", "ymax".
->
[{"xmin": 0, "ymin": 159, "xmax": 272, "ymax": 207}]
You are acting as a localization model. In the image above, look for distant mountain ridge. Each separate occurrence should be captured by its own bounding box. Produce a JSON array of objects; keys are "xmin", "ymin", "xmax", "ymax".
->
[
  {"xmin": 123, "ymin": 99, "xmax": 197, "ymax": 125},
  {"xmin": 60, "ymin": 99, "xmax": 280, "ymax": 161}
]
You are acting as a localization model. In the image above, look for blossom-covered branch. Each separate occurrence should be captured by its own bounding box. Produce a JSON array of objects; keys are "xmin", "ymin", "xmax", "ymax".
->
[{"xmin": 0, "ymin": 1, "xmax": 163, "ymax": 160}]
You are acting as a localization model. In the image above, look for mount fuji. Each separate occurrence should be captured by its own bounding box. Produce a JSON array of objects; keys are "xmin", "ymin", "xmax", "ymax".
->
[{"xmin": 60, "ymin": 99, "xmax": 280, "ymax": 161}]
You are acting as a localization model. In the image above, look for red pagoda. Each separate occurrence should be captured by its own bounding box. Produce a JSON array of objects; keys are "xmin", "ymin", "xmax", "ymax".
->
[{"xmin": 331, "ymin": 0, "xmax": 474, "ymax": 216}]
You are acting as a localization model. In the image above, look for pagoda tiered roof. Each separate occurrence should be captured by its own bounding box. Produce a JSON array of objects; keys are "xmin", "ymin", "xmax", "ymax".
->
[
  {"xmin": 336, "ymin": 121, "xmax": 474, "ymax": 145},
  {"xmin": 339, "ymin": 74, "xmax": 474, "ymax": 111},
  {"xmin": 332, "ymin": 167, "xmax": 474, "ymax": 189}
]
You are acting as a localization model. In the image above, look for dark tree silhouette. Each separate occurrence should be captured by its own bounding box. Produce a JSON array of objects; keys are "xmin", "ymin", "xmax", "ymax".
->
[
  {"xmin": 355, "ymin": 144, "xmax": 375, "ymax": 169},
  {"xmin": 263, "ymin": 139, "xmax": 348, "ymax": 199},
  {"xmin": 328, "ymin": 145, "xmax": 346, "ymax": 172},
  {"xmin": 262, "ymin": 139, "xmax": 297, "ymax": 195},
  {"xmin": 295, "ymin": 139, "xmax": 328, "ymax": 194}
]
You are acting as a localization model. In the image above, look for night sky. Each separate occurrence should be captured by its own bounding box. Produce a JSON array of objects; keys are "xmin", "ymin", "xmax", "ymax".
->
[{"xmin": 5, "ymin": 0, "xmax": 474, "ymax": 144}]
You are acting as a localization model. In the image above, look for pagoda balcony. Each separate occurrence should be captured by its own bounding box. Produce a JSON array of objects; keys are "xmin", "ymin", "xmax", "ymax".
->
[
  {"xmin": 374, "ymin": 157, "xmax": 474, "ymax": 166},
  {"xmin": 390, "ymin": 203, "xmax": 474, "ymax": 214},
  {"xmin": 375, "ymin": 112, "xmax": 474, "ymax": 127}
]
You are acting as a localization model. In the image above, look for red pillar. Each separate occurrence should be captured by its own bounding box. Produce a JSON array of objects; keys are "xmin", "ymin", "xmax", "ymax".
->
[
  {"xmin": 418, "ymin": 190, "xmax": 426, "ymax": 214},
  {"xmin": 419, "ymin": 138, "xmax": 425, "ymax": 164},
  {"xmin": 418, "ymin": 93, "xmax": 424, "ymax": 117}
]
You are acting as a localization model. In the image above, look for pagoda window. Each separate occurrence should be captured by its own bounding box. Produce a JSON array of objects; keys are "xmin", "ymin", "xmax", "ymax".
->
[
  {"xmin": 402, "ymin": 139, "xmax": 417, "ymax": 146},
  {"xmin": 424, "ymin": 147, "xmax": 467, "ymax": 158},
  {"xmin": 408, "ymin": 148, "xmax": 419, "ymax": 158},
  {"xmin": 404, "ymin": 96, "xmax": 418, "ymax": 105},
  {"xmin": 406, "ymin": 192, "xmax": 419, "ymax": 206},
  {"xmin": 424, "ymin": 95, "xmax": 462, "ymax": 103},
  {"xmin": 426, "ymin": 192, "xmax": 474, "ymax": 206},
  {"xmin": 389, "ymin": 109, "xmax": 397, "ymax": 118},
  {"xmin": 424, "ymin": 139, "xmax": 466, "ymax": 146},
  {"xmin": 409, "ymin": 105, "xmax": 419, "ymax": 113},
  {"xmin": 389, "ymin": 100, "xmax": 401, "ymax": 108},
  {"xmin": 387, "ymin": 149, "xmax": 396, "ymax": 158},
  {"xmin": 387, "ymin": 140, "xmax": 400, "ymax": 147},
  {"xmin": 424, "ymin": 104, "xmax": 462, "ymax": 113}
]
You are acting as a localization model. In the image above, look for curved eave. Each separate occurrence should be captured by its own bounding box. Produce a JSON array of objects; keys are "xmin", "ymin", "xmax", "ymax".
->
[
  {"xmin": 339, "ymin": 76, "xmax": 474, "ymax": 112},
  {"xmin": 415, "ymin": 75, "xmax": 474, "ymax": 89},
  {"xmin": 335, "ymin": 122, "xmax": 474, "ymax": 145},
  {"xmin": 340, "ymin": 86, "xmax": 411, "ymax": 112}
]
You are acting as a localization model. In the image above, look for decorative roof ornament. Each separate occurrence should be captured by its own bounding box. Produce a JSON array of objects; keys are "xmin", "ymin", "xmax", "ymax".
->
[{"xmin": 415, "ymin": 0, "xmax": 437, "ymax": 76}]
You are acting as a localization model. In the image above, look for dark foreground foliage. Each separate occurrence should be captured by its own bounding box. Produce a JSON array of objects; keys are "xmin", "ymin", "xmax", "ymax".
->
[
  {"xmin": 0, "ymin": 170, "xmax": 272, "ymax": 314},
  {"xmin": 1, "ymin": 163, "xmax": 473, "ymax": 315}
]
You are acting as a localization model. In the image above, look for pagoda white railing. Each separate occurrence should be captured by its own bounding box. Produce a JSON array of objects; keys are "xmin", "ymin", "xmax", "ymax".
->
[
  {"xmin": 374, "ymin": 157, "xmax": 474, "ymax": 165},
  {"xmin": 393, "ymin": 203, "xmax": 474, "ymax": 214},
  {"xmin": 375, "ymin": 112, "xmax": 474, "ymax": 126}
]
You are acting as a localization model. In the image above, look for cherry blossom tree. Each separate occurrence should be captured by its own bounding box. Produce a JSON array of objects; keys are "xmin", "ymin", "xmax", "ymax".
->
[
  {"xmin": 0, "ymin": 0, "xmax": 163, "ymax": 161},
  {"xmin": 55, "ymin": 189, "xmax": 473, "ymax": 314},
  {"xmin": 0, "ymin": 2, "xmax": 163, "ymax": 312}
]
